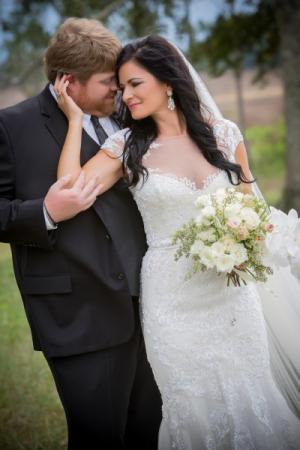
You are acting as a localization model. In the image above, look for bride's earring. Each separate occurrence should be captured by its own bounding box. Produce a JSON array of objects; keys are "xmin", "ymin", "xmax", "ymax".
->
[{"xmin": 167, "ymin": 89, "xmax": 175, "ymax": 111}]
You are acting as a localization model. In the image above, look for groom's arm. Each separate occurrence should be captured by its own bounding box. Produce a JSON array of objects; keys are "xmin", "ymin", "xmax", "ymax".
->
[
  {"xmin": 0, "ymin": 119, "xmax": 100, "ymax": 249},
  {"xmin": 0, "ymin": 118, "xmax": 58, "ymax": 249}
]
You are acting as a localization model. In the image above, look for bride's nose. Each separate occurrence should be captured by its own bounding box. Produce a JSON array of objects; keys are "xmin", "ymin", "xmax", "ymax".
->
[{"xmin": 122, "ymin": 86, "xmax": 132, "ymax": 104}]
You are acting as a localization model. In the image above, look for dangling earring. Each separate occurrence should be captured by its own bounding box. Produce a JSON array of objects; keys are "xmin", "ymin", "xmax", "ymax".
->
[{"xmin": 167, "ymin": 89, "xmax": 175, "ymax": 111}]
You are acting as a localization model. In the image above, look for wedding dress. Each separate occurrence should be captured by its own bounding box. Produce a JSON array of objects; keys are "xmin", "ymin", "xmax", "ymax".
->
[{"xmin": 102, "ymin": 119, "xmax": 300, "ymax": 449}]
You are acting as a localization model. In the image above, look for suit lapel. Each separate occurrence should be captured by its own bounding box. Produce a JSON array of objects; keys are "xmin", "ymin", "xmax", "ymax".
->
[
  {"xmin": 81, "ymin": 130, "xmax": 101, "ymax": 165},
  {"xmin": 39, "ymin": 86, "xmax": 69, "ymax": 150},
  {"xmin": 39, "ymin": 86, "xmax": 100, "ymax": 161}
]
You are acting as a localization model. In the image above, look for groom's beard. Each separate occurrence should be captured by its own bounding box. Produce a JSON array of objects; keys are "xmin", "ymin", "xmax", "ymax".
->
[{"xmin": 76, "ymin": 93, "xmax": 116, "ymax": 117}]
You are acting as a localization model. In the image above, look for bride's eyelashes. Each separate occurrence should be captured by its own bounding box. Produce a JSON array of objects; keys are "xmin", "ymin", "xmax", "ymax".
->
[
  {"xmin": 118, "ymin": 81, "xmax": 143, "ymax": 91},
  {"xmin": 131, "ymin": 81, "xmax": 143, "ymax": 88}
]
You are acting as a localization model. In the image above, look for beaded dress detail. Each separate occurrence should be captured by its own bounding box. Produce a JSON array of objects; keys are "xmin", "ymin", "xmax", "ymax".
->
[{"xmin": 102, "ymin": 119, "xmax": 300, "ymax": 450}]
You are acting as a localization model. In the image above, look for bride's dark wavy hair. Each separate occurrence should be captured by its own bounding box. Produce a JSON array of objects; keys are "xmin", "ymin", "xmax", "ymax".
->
[{"xmin": 115, "ymin": 35, "xmax": 252, "ymax": 187}]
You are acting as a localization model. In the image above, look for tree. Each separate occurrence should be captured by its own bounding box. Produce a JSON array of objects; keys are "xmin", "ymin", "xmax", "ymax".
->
[
  {"xmin": 0, "ymin": 0, "xmax": 123, "ymax": 93},
  {"xmin": 275, "ymin": 0, "xmax": 300, "ymax": 212},
  {"xmin": 0, "ymin": 0, "xmax": 175, "ymax": 93},
  {"xmin": 189, "ymin": 0, "xmax": 300, "ymax": 212},
  {"xmin": 190, "ymin": 2, "xmax": 278, "ymax": 133}
]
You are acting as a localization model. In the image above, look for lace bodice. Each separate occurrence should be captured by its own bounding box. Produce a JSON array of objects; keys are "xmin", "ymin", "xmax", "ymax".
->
[
  {"xmin": 102, "ymin": 119, "xmax": 243, "ymax": 247},
  {"xmin": 102, "ymin": 119, "xmax": 300, "ymax": 450}
]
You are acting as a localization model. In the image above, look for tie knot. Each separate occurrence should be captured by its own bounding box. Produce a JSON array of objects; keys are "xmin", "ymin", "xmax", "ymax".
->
[
  {"xmin": 90, "ymin": 115, "xmax": 108, "ymax": 145},
  {"xmin": 91, "ymin": 115, "xmax": 100, "ymax": 128}
]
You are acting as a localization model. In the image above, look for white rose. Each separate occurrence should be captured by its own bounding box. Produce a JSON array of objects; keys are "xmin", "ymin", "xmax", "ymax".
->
[
  {"xmin": 214, "ymin": 188, "xmax": 226, "ymax": 204},
  {"xmin": 224, "ymin": 203, "xmax": 242, "ymax": 219},
  {"xmin": 199, "ymin": 245, "xmax": 217, "ymax": 269},
  {"xmin": 198, "ymin": 229, "xmax": 216, "ymax": 242},
  {"xmin": 216, "ymin": 254, "xmax": 235, "ymax": 273},
  {"xmin": 221, "ymin": 237, "xmax": 235, "ymax": 250},
  {"xmin": 190, "ymin": 240, "xmax": 204, "ymax": 255},
  {"xmin": 211, "ymin": 241, "xmax": 226, "ymax": 256},
  {"xmin": 240, "ymin": 207, "xmax": 260, "ymax": 230},
  {"xmin": 227, "ymin": 216, "xmax": 242, "ymax": 229},
  {"xmin": 195, "ymin": 194, "xmax": 211, "ymax": 208},
  {"xmin": 230, "ymin": 243, "xmax": 248, "ymax": 265},
  {"xmin": 202, "ymin": 206, "xmax": 216, "ymax": 218}
]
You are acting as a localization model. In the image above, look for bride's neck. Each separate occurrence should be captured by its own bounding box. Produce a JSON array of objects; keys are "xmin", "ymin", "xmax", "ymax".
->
[{"xmin": 153, "ymin": 110, "xmax": 186, "ymax": 137}]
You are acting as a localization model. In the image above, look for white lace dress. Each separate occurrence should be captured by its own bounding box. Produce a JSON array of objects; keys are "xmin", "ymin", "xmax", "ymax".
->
[{"xmin": 102, "ymin": 119, "xmax": 300, "ymax": 450}]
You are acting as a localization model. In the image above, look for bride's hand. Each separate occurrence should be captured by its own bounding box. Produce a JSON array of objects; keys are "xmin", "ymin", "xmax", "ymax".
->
[{"xmin": 54, "ymin": 74, "xmax": 83, "ymax": 122}]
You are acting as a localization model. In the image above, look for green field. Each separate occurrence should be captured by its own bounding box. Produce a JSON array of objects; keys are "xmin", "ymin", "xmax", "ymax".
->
[
  {"xmin": 247, "ymin": 121, "xmax": 286, "ymax": 206},
  {"xmin": 0, "ymin": 122, "xmax": 286, "ymax": 448},
  {"xmin": 0, "ymin": 243, "xmax": 66, "ymax": 450}
]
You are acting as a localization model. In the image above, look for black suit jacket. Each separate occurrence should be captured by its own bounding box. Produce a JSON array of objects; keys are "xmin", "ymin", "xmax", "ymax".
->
[{"xmin": 0, "ymin": 86, "xmax": 147, "ymax": 357}]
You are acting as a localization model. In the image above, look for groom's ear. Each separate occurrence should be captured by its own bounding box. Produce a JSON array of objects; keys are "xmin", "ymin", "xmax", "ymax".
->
[{"xmin": 64, "ymin": 73, "xmax": 75, "ymax": 84}]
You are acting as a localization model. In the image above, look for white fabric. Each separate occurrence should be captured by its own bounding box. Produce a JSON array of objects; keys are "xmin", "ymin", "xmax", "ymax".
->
[
  {"xmin": 102, "ymin": 118, "xmax": 242, "ymax": 190},
  {"xmin": 43, "ymin": 204, "xmax": 57, "ymax": 230},
  {"xmin": 173, "ymin": 46, "xmax": 223, "ymax": 122},
  {"xmin": 102, "ymin": 121, "xmax": 300, "ymax": 449},
  {"xmin": 83, "ymin": 115, "xmax": 118, "ymax": 142},
  {"xmin": 162, "ymin": 44, "xmax": 300, "ymax": 421}
]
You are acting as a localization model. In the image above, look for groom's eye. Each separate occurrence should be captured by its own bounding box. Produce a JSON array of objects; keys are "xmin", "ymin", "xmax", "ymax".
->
[{"xmin": 100, "ymin": 76, "xmax": 116, "ymax": 86}]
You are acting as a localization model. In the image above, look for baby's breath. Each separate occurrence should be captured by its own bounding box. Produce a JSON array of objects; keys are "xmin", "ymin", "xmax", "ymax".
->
[{"xmin": 173, "ymin": 187, "xmax": 274, "ymax": 287}]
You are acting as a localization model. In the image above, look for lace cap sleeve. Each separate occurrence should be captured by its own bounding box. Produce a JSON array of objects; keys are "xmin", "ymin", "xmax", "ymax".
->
[
  {"xmin": 101, "ymin": 127, "xmax": 130, "ymax": 160},
  {"xmin": 213, "ymin": 119, "xmax": 244, "ymax": 161}
]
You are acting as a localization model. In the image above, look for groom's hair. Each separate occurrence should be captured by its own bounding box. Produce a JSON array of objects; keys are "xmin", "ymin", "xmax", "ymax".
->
[{"xmin": 44, "ymin": 17, "xmax": 121, "ymax": 84}]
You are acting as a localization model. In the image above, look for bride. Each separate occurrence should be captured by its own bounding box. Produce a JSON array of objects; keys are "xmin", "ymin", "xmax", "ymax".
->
[{"xmin": 55, "ymin": 35, "xmax": 300, "ymax": 449}]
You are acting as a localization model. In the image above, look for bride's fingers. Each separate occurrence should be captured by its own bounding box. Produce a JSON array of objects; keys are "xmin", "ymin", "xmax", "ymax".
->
[
  {"xmin": 60, "ymin": 80, "xmax": 70, "ymax": 96},
  {"xmin": 55, "ymin": 74, "xmax": 68, "ymax": 97},
  {"xmin": 57, "ymin": 81, "xmax": 70, "ymax": 105}
]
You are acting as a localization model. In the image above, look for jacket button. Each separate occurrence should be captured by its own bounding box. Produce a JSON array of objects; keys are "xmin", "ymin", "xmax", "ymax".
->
[
  {"xmin": 105, "ymin": 234, "xmax": 111, "ymax": 240},
  {"xmin": 117, "ymin": 273, "xmax": 125, "ymax": 280}
]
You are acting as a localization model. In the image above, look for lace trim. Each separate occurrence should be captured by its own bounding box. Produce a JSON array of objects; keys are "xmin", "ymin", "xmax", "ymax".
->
[
  {"xmin": 143, "ymin": 141, "xmax": 162, "ymax": 161},
  {"xmin": 148, "ymin": 168, "xmax": 223, "ymax": 193}
]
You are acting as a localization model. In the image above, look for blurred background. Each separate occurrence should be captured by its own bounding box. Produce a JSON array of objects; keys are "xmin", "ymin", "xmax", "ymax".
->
[{"xmin": 0, "ymin": 0, "xmax": 299, "ymax": 448}]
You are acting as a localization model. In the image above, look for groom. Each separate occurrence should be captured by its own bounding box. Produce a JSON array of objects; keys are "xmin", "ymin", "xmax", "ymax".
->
[{"xmin": 0, "ymin": 18, "xmax": 161, "ymax": 449}]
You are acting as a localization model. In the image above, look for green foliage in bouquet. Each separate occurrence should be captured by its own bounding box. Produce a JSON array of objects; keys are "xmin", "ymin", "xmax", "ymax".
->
[{"xmin": 173, "ymin": 188, "xmax": 274, "ymax": 286}]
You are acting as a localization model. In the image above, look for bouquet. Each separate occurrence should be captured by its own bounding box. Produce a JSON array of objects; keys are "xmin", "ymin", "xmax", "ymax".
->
[{"xmin": 173, "ymin": 187, "xmax": 275, "ymax": 286}]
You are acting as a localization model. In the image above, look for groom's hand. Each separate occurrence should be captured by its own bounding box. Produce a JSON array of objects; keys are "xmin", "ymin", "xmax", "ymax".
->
[{"xmin": 44, "ymin": 172, "xmax": 102, "ymax": 223}]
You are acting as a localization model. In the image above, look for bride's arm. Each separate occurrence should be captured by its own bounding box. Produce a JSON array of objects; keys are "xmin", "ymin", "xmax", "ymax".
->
[
  {"xmin": 235, "ymin": 142, "xmax": 254, "ymax": 194},
  {"xmin": 55, "ymin": 75, "xmax": 123, "ymax": 193}
]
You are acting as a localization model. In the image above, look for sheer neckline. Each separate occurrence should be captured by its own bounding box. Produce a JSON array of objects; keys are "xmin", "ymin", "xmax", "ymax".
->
[{"xmin": 156, "ymin": 133, "xmax": 188, "ymax": 142}]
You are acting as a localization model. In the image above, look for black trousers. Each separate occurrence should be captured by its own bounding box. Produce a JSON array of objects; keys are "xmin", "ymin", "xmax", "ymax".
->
[{"xmin": 45, "ymin": 299, "xmax": 162, "ymax": 450}]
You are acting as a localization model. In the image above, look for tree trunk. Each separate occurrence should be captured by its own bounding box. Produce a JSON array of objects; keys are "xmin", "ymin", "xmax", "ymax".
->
[{"xmin": 276, "ymin": 0, "xmax": 300, "ymax": 212}]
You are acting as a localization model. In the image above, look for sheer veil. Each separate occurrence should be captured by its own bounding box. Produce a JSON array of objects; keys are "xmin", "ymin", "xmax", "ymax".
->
[{"xmin": 173, "ymin": 42, "xmax": 300, "ymax": 417}]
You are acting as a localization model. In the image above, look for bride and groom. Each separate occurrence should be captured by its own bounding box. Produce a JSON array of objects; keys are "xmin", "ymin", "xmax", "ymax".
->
[{"xmin": 0, "ymin": 16, "xmax": 299, "ymax": 450}]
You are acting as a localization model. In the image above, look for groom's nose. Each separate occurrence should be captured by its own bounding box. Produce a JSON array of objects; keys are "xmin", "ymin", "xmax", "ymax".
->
[{"xmin": 110, "ymin": 80, "xmax": 118, "ymax": 91}]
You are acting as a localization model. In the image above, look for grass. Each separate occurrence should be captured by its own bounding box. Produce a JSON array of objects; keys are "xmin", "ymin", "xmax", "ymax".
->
[
  {"xmin": 246, "ymin": 121, "xmax": 286, "ymax": 206},
  {"xmin": 0, "ymin": 121, "xmax": 286, "ymax": 448},
  {"xmin": 0, "ymin": 243, "xmax": 66, "ymax": 450}
]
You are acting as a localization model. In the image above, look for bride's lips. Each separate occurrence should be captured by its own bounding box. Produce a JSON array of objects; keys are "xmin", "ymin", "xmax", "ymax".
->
[{"xmin": 128, "ymin": 103, "xmax": 140, "ymax": 110}]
